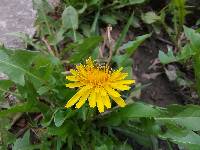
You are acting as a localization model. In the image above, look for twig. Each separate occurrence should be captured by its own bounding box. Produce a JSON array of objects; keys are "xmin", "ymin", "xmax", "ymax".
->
[
  {"xmin": 156, "ymin": 37, "xmax": 174, "ymax": 46},
  {"xmin": 106, "ymin": 25, "xmax": 115, "ymax": 65},
  {"xmin": 16, "ymin": 124, "xmax": 29, "ymax": 137},
  {"xmin": 177, "ymin": 32, "xmax": 185, "ymax": 51},
  {"xmin": 11, "ymin": 113, "xmax": 23, "ymax": 126},
  {"xmin": 42, "ymin": 37, "xmax": 56, "ymax": 56},
  {"xmin": 99, "ymin": 28, "xmax": 107, "ymax": 58},
  {"xmin": 16, "ymin": 113, "xmax": 43, "ymax": 137}
]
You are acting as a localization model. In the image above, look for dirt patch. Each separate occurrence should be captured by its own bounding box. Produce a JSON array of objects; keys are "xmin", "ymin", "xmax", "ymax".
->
[{"xmin": 133, "ymin": 37, "xmax": 184, "ymax": 106}]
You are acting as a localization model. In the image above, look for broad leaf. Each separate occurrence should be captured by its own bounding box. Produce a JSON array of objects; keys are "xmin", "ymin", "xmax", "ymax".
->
[
  {"xmin": 0, "ymin": 80, "xmax": 13, "ymax": 100},
  {"xmin": 158, "ymin": 47, "xmax": 177, "ymax": 64},
  {"xmin": 47, "ymin": 121, "xmax": 79, "ymax": 140},
  {"xmin": 183, "ymin": 26, "xmax": 200, "ymax": 96},
  {"xmin": 142, "ymin": 11, "xmax": 160, "ymax": 24},
  {"xmin": 184, "ymin": 26, "xmax": 200, "ymax": 52},
  {"xmin": 0, "ymin": 48, "xmax": 41, "ymax": 86},
  {"xmin": 69, "ymin": 36, "xmax": 102, "ymax": 63},
  {"xmin": 155, "ymin": 105, "xmax": 200, "ymax": 131},
  {"xmin": 115, "ymin": 0, "xmax": 146, "ymax": 9},
  {"xmin": 0, "ymin": 100, "xmax": 48, "ymax": 117},
  {"xmin": 13, "ymin": 130, "xmax": 30, "ymax": 150},
  {"xmin": 119, "ymin": 34, "xmax": 151, "ymax": 56},
  {"xmin": 160, "ymin": 129, "xmax": 200, "ymax": 148},
  {"xmin": 105, "ymin": 102, "xmax": 161, "ymax": 126},
  {"xmin": 62, "ymin": 6, "xmax": 78, "ymax": 30}
]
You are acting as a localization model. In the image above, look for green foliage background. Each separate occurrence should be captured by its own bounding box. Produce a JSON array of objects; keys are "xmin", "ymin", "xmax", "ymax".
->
[{"xmin": 0, "ymin": 0, "xmax": 200, "ymax": 149}]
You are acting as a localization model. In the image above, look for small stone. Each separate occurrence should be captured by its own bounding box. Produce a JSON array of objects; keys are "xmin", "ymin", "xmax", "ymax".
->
[
  {"xmin": 0, "ymin": 0, "xmax": 60, "ymax": 49},
  {"xmin": 0, "ymin": 0, "xmax": 36, "ymax": 48}
]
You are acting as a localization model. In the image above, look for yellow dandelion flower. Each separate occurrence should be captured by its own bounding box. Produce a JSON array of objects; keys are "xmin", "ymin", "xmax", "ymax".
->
[{"xmin": 65, "ymin": 57, "xmax": 135, "ymax": 113}]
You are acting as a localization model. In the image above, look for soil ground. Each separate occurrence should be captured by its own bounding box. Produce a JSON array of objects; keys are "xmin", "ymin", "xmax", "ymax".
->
[{"xmin": 134, "ymin": 38, "xmax": 181, "ymax": 106}]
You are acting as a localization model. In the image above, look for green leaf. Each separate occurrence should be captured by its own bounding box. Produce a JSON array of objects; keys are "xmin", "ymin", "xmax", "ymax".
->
[
  {"xmin": 114, "ymin": 12, "xmax": 134, "ymax": 52},
  {"xmin": 119, "ymin": 103, "xmax": 161, "ymax": 118},
  {"xmin": 171, "ymin": 0, "xmax": 186, "ymax": 28},
  {"xmin": 13, "ymin": 130, "xmax": 30, "ymax": 150},
  {"xmin": 37, "ymin": 86, "xmax": 50, "ymax": 95},
  {"xmin": 158, "ymin": 27, "xmax": 200, "ymax": 96},
  {"xmin": 33, "ymin": 0, "xmax": 52, "ymax": 13},
  {"xmin": 30, "ymin": 53, "xmax": 60, "ymax": 89},
  {"xmin": 0, "ymin": 100, "xmax": 48, "ymax": 117},
  {"xmin": 62, "ymin": 6, "xmax": 78, "ymax": 30},
  {"xmin": 177, "ymin": 44, "xmax": 195, "ymax": 60},
  {"xmin": 142, "ymin": 11, "xmax": 160, "ymax": 24},
  {"xmin": 112, "ymin": 54, "xmax": 133, "ymax": 67},
  {"xmin": 0, "ymin": 80, "xmax": 13, "ymax": 100},
  {"xmin": 78, "ymin": 3, "xmax": 87, "ymax": 14},
  {"xmin": 158, "ymin": 47, "xmax": 177, "ymax": 64},
  {"xmin": 0, "ymin": 103, "xmax": 36, "ymax": 117},
  {"xmin": 95, "ymin": 144, "xmax": 108, "ymax": 150},
  {"xmin": 160, "ymin": 129, "xmax": 200, "ymax": 148},
  {"xmin": 156, "ymin": 104, "xmax": 200, "ymax": 131},
  {"xmin": 101, "ymin": 15, "xmax": 117, "ymax": 25},
  {"xmin": 105, "ymin": 102, "xmax": 161, "ymax": 126},
  {"xmin": 49, "ymin": 28, "xmax": 65, "ymax": 45},
  {"xmin": 132, "ymin": 16, "xmax": 141, "ymax": 28},
  {"xmin": 120, "ymin": 34, "xmax": 151, "ymax": 56},
  {"xmin": 113, "ymin": 34, "xmax": 150, "ymax": 69},
  {"xmin": 54, "ymin": 110, "xmax": 67, "ymax": 127},
  {"xmin": 183, "ymin": 144, "xmax": 200, "ymax": 150},
  {"xmin": 123, "ymin": 0, "xmax": 145, "ymax": 4},
  {"xmin": 69, "ymin": 36, "xmax": 102, "ymax": 63},
  {"xmin": 47, "ymin": 121, "xmax": 79, "ymax": 140},
  {"xmin": 115, "ymin": 0, "xmax": 146, "ymax": 9},
  {"xmin": 0, "ymin": 118, "xmax": 16, "ymax": 148},
  {"xmin": 90, "ymin": 9, "xmax": 100, "ymax": 34},
  {"xmin": 54, "ymin": 109, "xmax": 76, "ymax": 127},
  {"xmin": 33, "ymin": 0, "xmax": 53, "ymax": 36},
  {"xmin": 183, "ymin": 26, "xmax": 200, "ymax": 96},
  {"xmin": 0, "ymin": 48, "xmax": 42, "ymax": 86},
  {"xmin": 123, "ymin": 66, "xmax": 133, "ymax": 79},
  {"xmin": 184, "ymin": 26, "xmax": 200, "ymax": 51},
  {"xmin": 193, "ymin": 53, "xmax": 200, "ymax": 96}
]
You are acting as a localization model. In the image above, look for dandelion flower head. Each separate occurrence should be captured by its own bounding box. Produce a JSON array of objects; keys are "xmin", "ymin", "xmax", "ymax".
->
[{"xmin": 65, "ymin": 57, "xmax": 135, "ymax": 112}]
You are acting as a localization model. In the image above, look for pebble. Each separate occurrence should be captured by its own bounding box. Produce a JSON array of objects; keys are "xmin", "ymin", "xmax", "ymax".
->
[{"xmin": 0, "ymin": 0, "xmax": 60, "ymax": 48}]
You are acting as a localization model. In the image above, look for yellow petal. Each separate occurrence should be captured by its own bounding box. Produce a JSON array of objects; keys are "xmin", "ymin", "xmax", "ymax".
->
[
  {"xmin": 104, "ymin": 86, "xmax": 120, "ymax": 97},
  {"xmin": 117, "ymin": 73, "xmax": 128, "ymax": 80},
  {"xmin": 65, "ymin": 85, "xmax": 91, "ymax": 108},
  {"xmin": 89, "ymin": 90, "xmax": 96, "ymax": 108},
  {"xmin": 114, "ymin": 80, "xmax": 135, "ymax": 85},
  {"xmin": 110, "ymin": 83, "xmax": 131, "ymax": 91},
  {"xmin": 115, "ymin": 67, "xmax": 123, "ymax": 72},
  {"xmin": 103, "ymin": 93, "xmax": 111, "ymax": 109},
  {"xmin": 76, "ymin": 64, "xmax": 86, "ymax": 75},
  {"xmin": 86, "ymin": 57, "xmax": 94, "ymax": 67},
  {"xmin": 75, "ymin": 91, "xmax": 90, "ymax": 108},
  {"xmin": 111, "ymin": 96, "xmax": 126, "ymax": 107},
  {"xmin": 110, "ymin": 67, "xmax": 123, "ymax": 80},
  {"xmin": 65, "ymin": 92, "xmax": 81, "ymax": 108},
  {"xmin": 70, "ymin": 69, "xmax": 78, "ymax": 75},
  {"xmin": 96, "ymin": 90, "xmax": 104, "ymax": 113},
  {"xmin": 101, "ymin": 88, "xmax": 107, "ymax": 96},
  {"xmin": 65, "ymin": 82, "xmax": 83, "ymax": 88},
  {"xmin": 100, "ymin": 88, "xmax": 111, "ymax": 108},
  {"xmin": 66, "ymin": 76, "xmax": 78, "ymax": 81}
]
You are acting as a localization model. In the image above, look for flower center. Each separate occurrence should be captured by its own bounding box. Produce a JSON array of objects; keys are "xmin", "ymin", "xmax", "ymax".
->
[
  {"xmin": 78, "ymin": 65, "xmax": 111, "ymax": 87},
  {"xmin": 88, "ymin": 69, "xmax": 110, "ymax": 86}
]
